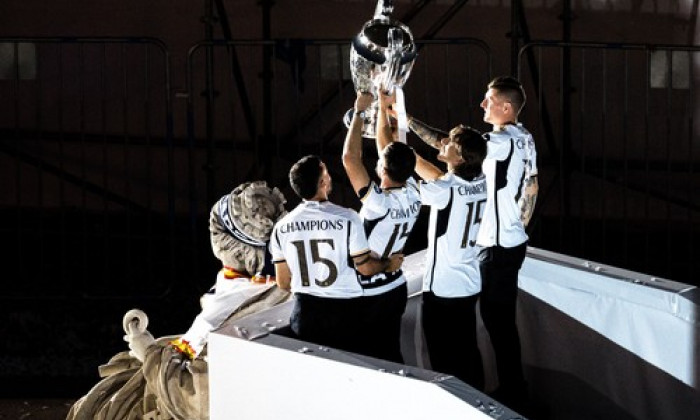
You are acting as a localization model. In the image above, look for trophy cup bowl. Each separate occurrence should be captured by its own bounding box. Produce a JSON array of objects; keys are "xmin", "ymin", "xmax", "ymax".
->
[{"xmin": 343, "ymin": 16, "xmax": 417, "ymax": 138}]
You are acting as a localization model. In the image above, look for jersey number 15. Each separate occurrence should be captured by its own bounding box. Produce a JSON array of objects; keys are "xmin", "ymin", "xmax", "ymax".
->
[
  {"xmin": 461, "ymin": 199, "xmax": 486, "ymax": 248},
  {"xmin": 291, "ymin": 239, "xmax": 338, "ymax": 287}
]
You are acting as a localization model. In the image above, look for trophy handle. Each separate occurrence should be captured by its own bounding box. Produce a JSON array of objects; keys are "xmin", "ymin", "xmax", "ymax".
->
[{"xmin": 378, "ymin": 27, "xmax": 405, "ymax": 93}]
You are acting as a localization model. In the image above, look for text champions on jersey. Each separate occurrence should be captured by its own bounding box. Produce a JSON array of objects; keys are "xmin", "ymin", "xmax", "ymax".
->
[
  {"xmin": 278, "ymin": 219, "xmax": 345, "ymax": 233},
  {"xmin": 390, "ymin": 201, "xmax": 421, "ymax": 219},
  {"xmin": 457, "ymin": 183, "xmax": 486, "ymax": 196}
]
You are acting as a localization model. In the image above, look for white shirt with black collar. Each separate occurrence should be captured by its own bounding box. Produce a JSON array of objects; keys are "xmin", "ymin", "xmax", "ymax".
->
[
  {"xmin": 358, "ymin": 177, "xmax": 421, "ymax": 296},
  {"xmin": 270, "ymin": 200, "xmax": 370, "ymax": 298},
  {"xmin": 421, "ymin": 172, "xmax": 487, "ymax": 298},
  {"xmin": 477, "ymin": 122, "xmax": 537, "ymax": 248}
]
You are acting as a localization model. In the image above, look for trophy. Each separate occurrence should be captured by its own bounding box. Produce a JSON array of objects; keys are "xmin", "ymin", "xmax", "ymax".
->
[{"xmin": 343, "ymin": 0, "xmax": 417, "ymax": 139}]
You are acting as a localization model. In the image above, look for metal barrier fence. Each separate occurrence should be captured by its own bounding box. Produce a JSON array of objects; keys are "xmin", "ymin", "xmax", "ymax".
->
[
  {"xmin": 2, "ymin": 36, "xmax": 699, "ymax": 393},
  {"xmin": 184, "ymin": 38, "xmax": 492, "ymax": 210},
  {"xmin": 518, "ymin": 41, "xmax": 699, "ymax": 283},
  {"xmin": 183, "ymin": 38, "xmax": 493, "ymax": 284},
  {"xmin": 2, "ymin": 37, "xmax": 698, "ymax": 300},
  {"xmin": 0, "ymin": 37, "xmax": 177, "ymax": 299},
  {"xmin": 0, "ymin": 37, "xmax": 492, "ymax": 300}
]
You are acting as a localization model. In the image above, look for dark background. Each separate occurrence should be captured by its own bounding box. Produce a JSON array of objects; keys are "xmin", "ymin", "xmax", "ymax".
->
[{"xmin": 1, "ymin": 0, "xmax": 698, "ymax": 405}]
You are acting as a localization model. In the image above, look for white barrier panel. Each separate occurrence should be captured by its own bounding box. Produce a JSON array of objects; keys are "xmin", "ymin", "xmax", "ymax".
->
[
  {"xmin": 517, "ymin": 247, "xmax": 700, "ymax": 420},
  {"xmin": 520, "ymin": 247, "xmax": 698, "ymax": 386},
  {"xmin": 208, "ymin": 333, "xmax": 497, "ymax": 420},
  {"xmin": 209, "ymin": 246, "xmax": 700, "ymax": 420}
]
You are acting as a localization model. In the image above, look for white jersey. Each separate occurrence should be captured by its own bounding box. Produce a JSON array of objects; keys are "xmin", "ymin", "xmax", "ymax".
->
[
  {"xmin": 358, "ymin": 178, "xmax": 422, "ymax": 296},
  {"xmin": 270, "ymin": 200, "xmax": 370, "ymax": 298},
  {"xmin": 421, "ymin": 173, "xmax": 487, "ymax": 298},
  {"xmin": 477, "ymin": 123, "xmax": 537, "ymax": 248}
]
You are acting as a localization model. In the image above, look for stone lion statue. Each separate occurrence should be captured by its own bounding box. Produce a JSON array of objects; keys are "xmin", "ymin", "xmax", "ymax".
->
[{"xmin": 67, "ymin": 181, "xmax": 290, "ymax": 420}]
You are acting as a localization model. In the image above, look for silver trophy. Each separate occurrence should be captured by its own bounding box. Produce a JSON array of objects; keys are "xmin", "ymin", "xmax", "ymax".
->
[{"xmin": 343, "ymin": 0, "xmax": 417, "ymax": 139}]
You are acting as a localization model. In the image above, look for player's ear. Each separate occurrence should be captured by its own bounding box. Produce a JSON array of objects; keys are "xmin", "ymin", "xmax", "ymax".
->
[{"xmin": 503, "ymin": 101, "xmax": 512, "ymax": 114}]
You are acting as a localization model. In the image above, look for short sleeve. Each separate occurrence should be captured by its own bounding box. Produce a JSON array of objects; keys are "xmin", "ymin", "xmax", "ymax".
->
[
  {"xmin": 360, "ymin": 181, "xmax": 387, "ymax": 219},
  {"xmin": 347, "ymin": 211, "xmax": 370, "ymax": 258},
  {"xmin": 419, "ymin": 175, "xmax": 451, "ymax": 209},
  {"xmin": 527, "ymin": 136, "xmax": 538, "ymax": 176},
  {"xmin": 406, "ymin": 176, "xmax": 419, "ymax": 193},
  {"xmin": 269, "ymin": 225, "xmax": 285, "ymax": 263},
  {"xmin": 485, "ymin": 131, "xmax": 513, "ymax": 161}
]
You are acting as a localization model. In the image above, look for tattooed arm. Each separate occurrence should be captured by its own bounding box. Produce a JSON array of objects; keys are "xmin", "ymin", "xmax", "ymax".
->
[
  {"xmin": 408, "ymin": 117, "xmax": 448, "ymax": 150},
  {"xmin": 519, "ymin": 175, "xmax": 538, "ymax": 228}
]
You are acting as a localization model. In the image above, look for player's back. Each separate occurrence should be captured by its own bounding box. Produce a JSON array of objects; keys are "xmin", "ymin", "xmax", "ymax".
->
[
  {"xmin": 271, "ymin": 200, "xmax": 368, "ymax": 298},
  {"xmin": 478, "ymin": 123, "xmax": 534, "ymax": 248},
  {"xmin": 358, "ymin": 179, "xmax": 421, "ymax": 295},
  {"xmin": 422, "ymin": 173, "xmax": 487, "ymax": 297},
  {"xmin": 360, "ymin": 178, "xmax": 421, "ymax": 259}
]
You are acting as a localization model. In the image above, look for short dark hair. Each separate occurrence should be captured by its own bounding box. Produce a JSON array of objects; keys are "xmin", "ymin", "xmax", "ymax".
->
[
  {"xmin": 382, "ymin": 142, "xmax": 416, "ymax": 184},
  {"xmin": 289, "ymin": 155, "xmax": 323, "ymax": 200},
  {"xmin": 450, "ymin": 124, "xmax": 486, "ymax": 181},
  {"xmin": 488, "ymin": 76, "xmax": 526, "ymax": 115}
]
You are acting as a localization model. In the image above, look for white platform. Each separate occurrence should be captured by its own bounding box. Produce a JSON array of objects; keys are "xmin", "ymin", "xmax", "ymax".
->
[{"xmin": 209, "ymin": 247, "xmax": 700, "ymax": 420}]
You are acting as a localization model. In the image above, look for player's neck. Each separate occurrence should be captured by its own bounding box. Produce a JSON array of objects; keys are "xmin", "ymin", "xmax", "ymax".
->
[
  {"xmin": 381, "ymin": 176, "xmax": 403, "ymax": 190},
  {"xmin": 306, "ymin": 193, "xmax": 328, "ymax": 202},
  {"xmin": 493, "ymin": 120, "xmax": 517, "ymax": 131}
]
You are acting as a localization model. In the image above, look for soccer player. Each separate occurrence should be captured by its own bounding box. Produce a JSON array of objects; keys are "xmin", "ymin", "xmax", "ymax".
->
[
  {"xmin": 476, "ymin": 75, "xmax": 538, "ymax": 410},
  {"xmin": 270, "ymin": 155, "xmax": 403, "ymax": 355},
  {"xmin": 401, "ymin": 104, "xmax": 488, "ymax": 390},
  {"xmin": 341, "ymin": 91, "xmax": 421, "ymax": 363}
]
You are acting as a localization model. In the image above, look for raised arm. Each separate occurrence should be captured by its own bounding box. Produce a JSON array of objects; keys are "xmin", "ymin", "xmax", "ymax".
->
[
  {"xmin": 414, "ymin": 151, "xmax": 444, "ymax": 181},
  {"xmin": 408, "ymin": 117, "xmax": 449, "ymax": 150},
  {"xmin": 342, "ymin": 92, "xmax": 373, "ymax": 195},
  {"xmin": 376, "ymin": 90, "xmax": 395, "ymax": 154},
  {"xmin": 378, "ymin": 92, "xmax": 444, "ymax": 181}
]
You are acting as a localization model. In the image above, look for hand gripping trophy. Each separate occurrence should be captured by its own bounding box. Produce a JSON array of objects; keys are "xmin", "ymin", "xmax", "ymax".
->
[{"xmin": 343, "ymin": 0, "xmax": 417, "ymax": 141}]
